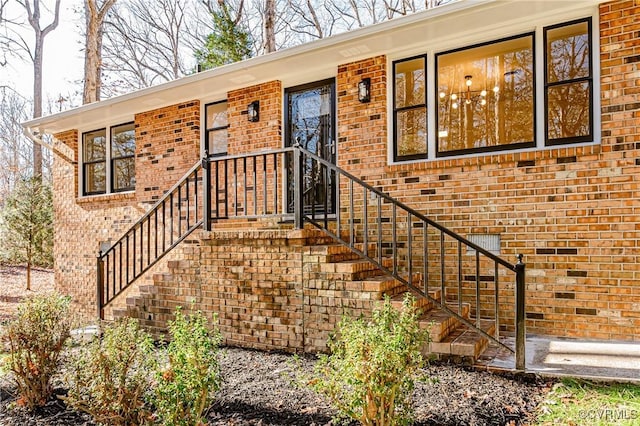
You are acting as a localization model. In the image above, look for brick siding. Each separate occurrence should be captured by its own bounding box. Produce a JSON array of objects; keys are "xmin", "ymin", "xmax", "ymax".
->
[{"xmin": 51, "ymin": 0, "xmax": 640, "ymax": 343}]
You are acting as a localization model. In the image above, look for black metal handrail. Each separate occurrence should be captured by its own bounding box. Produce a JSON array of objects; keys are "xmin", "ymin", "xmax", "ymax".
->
[
  {"xmin": 97, "ymin": 162, "xmax": 203, "ymax": 320},
  {"xmin": 291, "ymin": 145, "xmax": 526, "ymax": 369},
  {"xmin": 98, "ymin": 145, "xmax": 525, "ymax": 369}
]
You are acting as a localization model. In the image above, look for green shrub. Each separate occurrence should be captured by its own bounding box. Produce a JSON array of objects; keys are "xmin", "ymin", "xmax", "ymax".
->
[
  {"xmin": 63, "ymin": 318, "xmax": 156, "ymax": 426},
  {"xmin": 307, "ymin": 295, "xmax": 429, "ymax": 426},
  {"xmin": 2, "ymin": 293, "xmax": 72, "ymax": 409},
  {"xmin": 153, "ymin": 308, "xmax": 222, "ymax": 426}
]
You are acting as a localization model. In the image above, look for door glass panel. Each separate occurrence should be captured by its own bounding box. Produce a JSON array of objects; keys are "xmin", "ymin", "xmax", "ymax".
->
[{"xmin": 286, "ymin": 80, "xmax": 335, "ymax": 214}]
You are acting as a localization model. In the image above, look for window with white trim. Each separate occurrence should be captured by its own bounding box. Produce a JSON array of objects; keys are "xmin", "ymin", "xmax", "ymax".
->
[
  {"xmin": 544, "ymin": 18, "xmax": 592, "ymax": 145},
  {"xmin": 391, "ymin": 17, "xmax": 595, "ymax": 162},
  {"xmin": 436, "ymin": 33, "xmax": 535, "ymax": 157},
  {"xmin": 205, "ymin": 101, "xmax": 228, "ymax": 156},
  {"xmin": 82, "ymin": 122, "xmax": 135, "ymax": 196}
]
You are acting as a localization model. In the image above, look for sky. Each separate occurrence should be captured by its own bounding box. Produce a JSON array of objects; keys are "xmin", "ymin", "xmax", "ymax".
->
[{"xmin": 1, "ymin": 0, "xmax": 84, "ymax": 110}]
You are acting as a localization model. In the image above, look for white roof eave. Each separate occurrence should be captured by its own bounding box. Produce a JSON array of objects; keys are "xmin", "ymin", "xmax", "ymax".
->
[{"xmin": 23, "ymin": 0, "xmax": 600, "ymax": 134}]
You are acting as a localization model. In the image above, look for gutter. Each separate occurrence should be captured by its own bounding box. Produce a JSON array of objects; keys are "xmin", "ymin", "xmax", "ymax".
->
[{"xmin": 23, "ymin": 126, "xmax": 75, "ymax": 165}]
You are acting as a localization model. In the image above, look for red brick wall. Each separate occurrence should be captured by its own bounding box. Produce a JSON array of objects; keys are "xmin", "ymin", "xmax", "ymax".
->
[
  {"xmin": 52, "ymin": 101, "xmax": 201, "ymax": 320},
  {"xmin": 331, "ymin": 1, "xmax": 640, "ymax": 340},
  {"xmin": 228, "ymin": 81, "xmax": 282, "ymax": 154},
  {"xmin": 135, "ymin": 101, "xmax": 200, "ymax": 203}
]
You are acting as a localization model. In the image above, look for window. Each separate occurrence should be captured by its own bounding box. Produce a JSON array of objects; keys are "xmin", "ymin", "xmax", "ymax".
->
[
  {"xmin": 436, "ymin": 34, "xmax": 535, "ymax": 156},
  {"xmin": 391, "ymin": 17, "xmax": 595, "ymax": 162},
  {"xmin": 205, "ymin": 101, "xmax": 228, "ymax": 156},
  {"xmin": 545, "ymin": 18, "xmax": 592, "ymax": 145},
  {"xmin": 111, "ymin": 123, "xmax": 135, "ymax": 192},
  {"xmin": 82, "ymin": 123, "xmax": 135, "ymax": 196},
  {"xmin": 393, "ymin": 56, "xmax": 427, "ymax": 161},
  {"xmin": 83, "ymin": 129, "xmax": 107, "ymax": 195}
]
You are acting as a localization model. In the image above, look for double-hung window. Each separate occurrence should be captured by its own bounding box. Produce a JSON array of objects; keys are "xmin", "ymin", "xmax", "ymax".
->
[
  {"xmin": 393, "ymin": 56, "xmax": 427, "ymax": 161},
  {"xmin": 82, "ymin": 122, "xmax": 136, "ymax": 196},
  {"xmin": 205, "ymin": 101, "xmax": 229, "ymax": 156},
  {"xmin": 544, "ymin": 18, "xmax": 592, "ymax": 145}
]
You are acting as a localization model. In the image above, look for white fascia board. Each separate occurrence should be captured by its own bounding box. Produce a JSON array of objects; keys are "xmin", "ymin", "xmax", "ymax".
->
[{"xmin": 24, "ymin": 0, "xmax": 600, "ymax": 134}]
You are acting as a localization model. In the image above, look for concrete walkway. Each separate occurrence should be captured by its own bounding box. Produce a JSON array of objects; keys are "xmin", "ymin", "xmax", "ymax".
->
[{"xmin": 476, "ymin": 335, "xmax": 640, "ymax": 383}]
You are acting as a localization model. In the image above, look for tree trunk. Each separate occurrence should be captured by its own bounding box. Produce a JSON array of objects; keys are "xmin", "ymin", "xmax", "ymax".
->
[
  {"xmin": 83, "ymin": 2, "xmax": 100, "ymax": 103},
  {"xmin": 83, "ymin": 0, "xmax": 117, "ymax": 104},
  {"xmin": 32, "ymin": 34, "xmax": 43, "ymax": 177},
  {"xmin": 263, "ymin": 0, "xmax": 276, "ymax": 53},
  {"xmin": 26, "ymin": 260, "xmax": 31, "ymax": 291}
]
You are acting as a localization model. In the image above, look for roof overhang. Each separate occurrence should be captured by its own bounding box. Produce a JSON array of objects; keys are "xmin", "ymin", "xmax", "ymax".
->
[{"xmin": 23, "ymin": 0, "xmax": 600, "ymax": 134}]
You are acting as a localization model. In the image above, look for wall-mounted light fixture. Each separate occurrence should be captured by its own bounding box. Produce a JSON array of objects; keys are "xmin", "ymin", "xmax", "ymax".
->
[
  {"xmin": 358, "ymin": 78, "xmax": 371, "ymax": 103},
  {"xmin": 247, "ymin": 100, "xmax": 259, "ymax": 122}
]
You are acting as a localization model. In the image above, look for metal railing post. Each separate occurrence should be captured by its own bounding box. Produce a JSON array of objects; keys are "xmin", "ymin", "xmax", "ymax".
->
[
  {"xmin": 515, "ymin": 254, "xmax": 526, "ymax": 371},
  {"xmin": 202, "ymin": 150, "xmax": 212, "ymax": 231},
  {"xmin": 96, "ymin": 251, "xmax": 105, "ymax": 321},
  {"xmin": 293, "ymin": 145, "xmax": 304, "ymax": 229}
]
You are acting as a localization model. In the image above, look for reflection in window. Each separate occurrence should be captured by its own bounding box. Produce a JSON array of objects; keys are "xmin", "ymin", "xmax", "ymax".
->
[
  {"xmin": 83, "ymin": 129, "xmax": 107, "ymax": 194},
  {"xmin": 205, "ymin": 101, "xmax": 228, "ymax": 156},
  {"xmin": 393, "ymin": 56, "xmax": 427, "ymax": 160},
  {"xmin": 111, "ymin": 122, "xmax": 135, "ymax": 192},
  {"xmin": 436, "ymin": 34, "xmax": 535, "ymax": 156},
  {"xmin": 545, "ymin": 19, "xmax": 592, "ymax": 144}
]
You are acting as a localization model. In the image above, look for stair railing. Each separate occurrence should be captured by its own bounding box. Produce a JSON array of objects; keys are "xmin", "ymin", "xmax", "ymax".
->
[
  {"xmin": 97, "ymin": 161, "xmax": 204, "ymax": 320},
  {"xmin": 98, "ymin": 145, "xmax": 525, "ymax": 369},
  {"xmin": 291, "ymin": 145, "xmax": 526, "ymax": 370}
]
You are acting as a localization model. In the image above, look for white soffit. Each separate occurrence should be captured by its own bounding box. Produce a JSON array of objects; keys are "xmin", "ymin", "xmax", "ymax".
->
[{"xmin": 24, "ymin": 0, "xmax": 599, "ymax": 134}]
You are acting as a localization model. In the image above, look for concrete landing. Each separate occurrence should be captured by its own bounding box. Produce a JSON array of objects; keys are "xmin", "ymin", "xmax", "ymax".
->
[{"xmin": 476, "ymin": 335, "xmax": 640, "ymax": 383}]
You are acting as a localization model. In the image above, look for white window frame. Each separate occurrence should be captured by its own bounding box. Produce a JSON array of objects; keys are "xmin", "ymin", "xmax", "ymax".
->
[
  {"xmin": 79, "ymin": 121, "xmax": 136, "ymax": 197},
  {"xmin": 387, "ymin": 9, "xmax": 600, "ymax": 165}
]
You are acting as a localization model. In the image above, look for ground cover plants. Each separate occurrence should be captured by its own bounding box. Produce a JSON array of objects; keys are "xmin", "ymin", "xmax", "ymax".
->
[{"xmin": 2, "ymin": 286, "xmax": 636, "ymax": 425}]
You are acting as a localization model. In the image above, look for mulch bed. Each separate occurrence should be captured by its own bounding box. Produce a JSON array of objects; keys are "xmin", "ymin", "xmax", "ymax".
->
[
  {"xmin": 0, "ymin": 267, "xmax": 550, "ymax": 424},
  {"xmin": 0, "ymin": 347, "xmax": 550, "ymax": 425}
]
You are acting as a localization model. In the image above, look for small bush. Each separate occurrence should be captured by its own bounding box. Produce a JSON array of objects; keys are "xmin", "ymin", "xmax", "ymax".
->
[
  {"xmin": 64, "ymin": 318, "xmax": 156, "ymax": 426},
  {"xmin": 307, "ymin": 295, "xmax": 429, "ymax": 426},
  {"xmin": 153, "ymin": 308, "xmax": 222, "ymax": 426},
  {"xmin": 2, "ymin": 293, "xmax": 72, "ymax": 409}
]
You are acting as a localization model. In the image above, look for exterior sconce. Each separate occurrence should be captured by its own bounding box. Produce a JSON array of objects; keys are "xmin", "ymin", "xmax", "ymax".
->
[
  {"xmin": 358, "ymin": 78, "xmax": 371, "ymax": 103},
  {"xmin": 247, "ymin": 100, "xmax": 259, "ymax": 122}
]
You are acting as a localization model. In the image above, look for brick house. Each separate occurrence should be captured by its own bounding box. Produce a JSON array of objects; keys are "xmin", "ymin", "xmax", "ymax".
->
[{"xmin": 23, "ymin": 0, "xmax": 639, "ymax": 364}]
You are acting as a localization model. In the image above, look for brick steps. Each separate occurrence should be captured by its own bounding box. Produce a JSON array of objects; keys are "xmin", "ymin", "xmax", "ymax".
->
[
  {"xmin": 326, "ymin": 246, "xmax": 496, "ymax": 362},
  {"xmin": 427, "ymin": 319, "xmax": 495, "ymax": 360},
  {"xmin": 113, "ymin": 238, "xmax": 498, "ymax": 363}
]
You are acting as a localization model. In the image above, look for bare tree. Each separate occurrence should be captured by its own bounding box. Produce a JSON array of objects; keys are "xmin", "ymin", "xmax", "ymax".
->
[
  {"xmin": 83, "ymin": 0, "xmax": 117, "ymax": 104},
  {"xmin": 0, "ymin": 0, "xmax": 61, "ymax": 177},
  {"xmin": 101, "ymin": 0, "xmax": 204, "ymax": 94},
  {"xmin": 0, "ymin": 86, "xmax": 32, "ymax": 201}
]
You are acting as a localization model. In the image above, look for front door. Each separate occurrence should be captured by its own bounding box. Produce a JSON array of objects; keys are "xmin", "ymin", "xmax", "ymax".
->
[{"xmin": 285, "ymin": 78, "xmax": 336, "ymax": 215}]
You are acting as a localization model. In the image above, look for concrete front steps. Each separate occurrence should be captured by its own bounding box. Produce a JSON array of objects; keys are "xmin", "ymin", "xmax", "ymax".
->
[{"xmin": 113, "ymin": 241, "xmax": 496, "ymax": 362}]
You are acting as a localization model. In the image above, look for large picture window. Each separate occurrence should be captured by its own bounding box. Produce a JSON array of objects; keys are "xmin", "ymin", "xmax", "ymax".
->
[
  {"xmin": 545, "ymin": 18, "xmax": 592, "ymax": 145},
  {"xmin": 82, "ymin": 122, "xmax": 136, "ymax": 196},
  {"xmin": 393, "ymin": 56, "xmax": 427, "ymax": 161},
  {"xmin": 436, "ymin": 34, "xmax": 535, "ymax": 156},
  {"xmin": 205, "ymin": 101, "xmax": 228, "ymax": 156}
]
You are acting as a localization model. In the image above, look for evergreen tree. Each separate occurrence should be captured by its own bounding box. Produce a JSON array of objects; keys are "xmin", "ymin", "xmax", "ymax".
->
[
  {"xmin": 0, "ymin": 177, "xmax": 53, "ymax": 290},
  {"xmin": 195, "ymin": 3, "xmax": 252, "ymax": 71}
]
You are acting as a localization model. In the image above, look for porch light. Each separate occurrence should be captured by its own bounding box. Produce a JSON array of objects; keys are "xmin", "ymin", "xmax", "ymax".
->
[
  {"xmin": 247, "ymin": 100, "xmax": 259, "ymax": 122},
  {"xmin": 358, "ymin": 78, "xmax": 371, "ymax": 103}
]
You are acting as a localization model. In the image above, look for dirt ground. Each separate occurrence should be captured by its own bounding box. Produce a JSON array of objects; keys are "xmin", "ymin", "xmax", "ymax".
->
[
  {"xmin": 0, "ymin": 265, "xmax": 55, "ymax": 322},
  {"xmin": 0, "ymin": 266, "xmax": 550, "ymax": 425}
]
